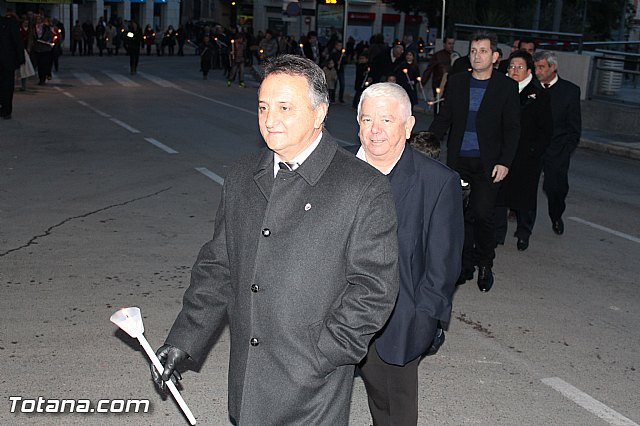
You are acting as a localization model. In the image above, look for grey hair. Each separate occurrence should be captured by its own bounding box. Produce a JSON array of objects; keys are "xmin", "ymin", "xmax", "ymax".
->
[
  {"xmin": 533, "ymin": 50, "xmax": 558, "ymax": 67},
  {"xmin": 261, "ymin": 54, "xmax": 329, "ymax": 109},
  {"xmin": 357, "ymin": 83, "xmax": 412, "ymax": 122}
]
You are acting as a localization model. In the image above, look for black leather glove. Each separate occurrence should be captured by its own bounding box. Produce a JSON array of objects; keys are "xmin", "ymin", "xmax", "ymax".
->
[
  {"xmin": 425, "ymin": 326, "xmax": 445, "ymax": 356},
  {"xmin": 150, "ymin": 344, "xmax": 188, "ymax": 391}
]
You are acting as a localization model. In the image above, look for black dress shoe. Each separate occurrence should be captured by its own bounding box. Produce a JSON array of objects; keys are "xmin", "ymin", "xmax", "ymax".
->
[
  {"xmin": 477, "ymin": 266, "xmax": 494, "ymax": 292},
  {"xmin": 552, "ymin": 218, "xmax": 564, "ymax": 235},
  {"xmin": 517, "ymin": 238, "xmax": 529, "ymax": 251},
  {"xmin": 456, "ymin": 268, "xmax": 474, "ymax": 285}
]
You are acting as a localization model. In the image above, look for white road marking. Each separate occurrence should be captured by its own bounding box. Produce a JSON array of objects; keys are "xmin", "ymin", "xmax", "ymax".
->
[
  {"xmin": 145, "ymin": 138, "xmax": 178, "ymax": 154},
  {"xmin": 568, "ymin": 217, "xmax": 640, "ymax": 244},
  {"xmin": 195, "ymin": 167, "xmax": 224, "ymax": 185},
  {"xmin": 110, "ymin": 118, "xmax": 140, "ymax": 133},
  {"xmin": 103, "ymin": 71, "xmax": 141, "ymax": 87},
  {"xmin": 137, "ymin": 72, "xmax": 177, "ymax": 88},
  {"xmin": 173, "ymin": 87, "xmax": 257, "ymax": 115},
  {"xmin": 73, "ymin": 72, "xmax": 103, "ymax": 86},
  {"xmin": 62, "ymin": 91, "xmax": 76, "ymax": 99},
  {"xmin": 542, "ymin": 377, "xmax": 638, "ymax": 426}
]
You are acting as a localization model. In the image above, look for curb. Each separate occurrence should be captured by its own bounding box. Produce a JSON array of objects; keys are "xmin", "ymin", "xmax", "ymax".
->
[{"xmin": 580, "ymin": 138, "xmax": 640, "ymax": 161}]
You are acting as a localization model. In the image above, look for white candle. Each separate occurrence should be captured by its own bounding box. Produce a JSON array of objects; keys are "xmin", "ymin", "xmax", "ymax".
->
[{"xmin": 111, "ymin": 307, "xmax": 197, "ymax": 425}]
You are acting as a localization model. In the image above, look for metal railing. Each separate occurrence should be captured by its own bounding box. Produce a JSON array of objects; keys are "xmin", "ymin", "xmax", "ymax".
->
[{"xmin": 588, "ymin": 51, "xmax": 640, "ymax": 106}]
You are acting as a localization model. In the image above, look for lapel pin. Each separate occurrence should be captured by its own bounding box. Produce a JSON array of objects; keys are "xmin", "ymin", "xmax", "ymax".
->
[{"xmin": 304, "ymin": 203, "xmax": 311, "ymax": 211}]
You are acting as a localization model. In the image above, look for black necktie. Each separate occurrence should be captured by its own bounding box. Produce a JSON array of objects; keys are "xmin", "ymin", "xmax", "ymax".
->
[
  {"xmin": 278, "ymin": 161, "xmax": 300, "ymax": 172},
  {"xmin": 543, "ymin": 83, "xmax": 551, "ymax": 89}
]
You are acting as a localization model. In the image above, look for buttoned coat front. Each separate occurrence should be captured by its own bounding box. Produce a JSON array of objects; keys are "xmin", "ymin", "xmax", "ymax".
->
[{"xmin": 166, "ymin": 133, "xmax": 400, "ymax": 425}]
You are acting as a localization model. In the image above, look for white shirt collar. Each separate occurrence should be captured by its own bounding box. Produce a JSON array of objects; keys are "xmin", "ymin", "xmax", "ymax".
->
[
  {"xmin": 546, "ymin": 74, "xmax": 559, "ymax": 88},
  {"xmin": 518, "ymin": 74, "xmax": 533, "ymax": 93},
  {"xmin": 273, "ymin": 132, "xmax": 323, "ymax": 177},
  {"xmin": 355, "ymin": 145, "xmax": 404, "ymax": 175}
]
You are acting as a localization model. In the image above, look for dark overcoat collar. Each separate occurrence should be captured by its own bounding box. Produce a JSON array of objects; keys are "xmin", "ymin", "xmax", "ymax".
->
[
  {"xmin": 389, "ymin": 143, "xmax": 416, "ymax": 205},
  {"xmin": 252, "ymin": 131, "xmax": 338, "ymax": 200}
]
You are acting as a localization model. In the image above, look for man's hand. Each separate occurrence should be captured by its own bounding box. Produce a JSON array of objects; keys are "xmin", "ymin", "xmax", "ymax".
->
[
  {"xmin": 150, "ymin": 344, "xmax": 188, "ymax": 391},
  {"xmin": 491, "ymin": 165, "xmax": 509, "ymax": 183}
]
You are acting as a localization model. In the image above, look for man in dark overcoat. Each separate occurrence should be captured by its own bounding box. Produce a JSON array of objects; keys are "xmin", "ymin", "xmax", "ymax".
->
[
  {"xmin": 534, "ymin": 50, "xmax": 582, "ymax": 236},
  {"xmin": 429, "ymin": 31, "xmax": 520, "ymax": 292},
  {"xmin": 495, "ymin": 50, "xmax": 553, "ymax": 250},
  {"xmin": 0, "ymin": 14, "xmax": 25, "ymax": 119},
  {"xmin": 151, "ymin": 55, "xmax": 400, "ymax": 425},
  {"xmin": 350, "ymin": 82, "xmax": 464, "ymax": 425}
]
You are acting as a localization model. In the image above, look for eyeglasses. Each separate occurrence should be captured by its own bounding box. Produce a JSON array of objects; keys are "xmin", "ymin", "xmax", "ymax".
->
[{"xmin": 508, "ymin": 65, "xmax": 526, "ymax": 70}]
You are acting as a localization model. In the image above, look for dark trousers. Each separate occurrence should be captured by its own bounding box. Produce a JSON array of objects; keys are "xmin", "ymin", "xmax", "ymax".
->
[
  {"xmin": 35, "ymin": 51, "xmax": 52, "ymax": 83},
  {"xmin": 337, "ymin": 69, "xmax": 345, "ymax": 101},
  {"xmin": 71, "ymin": 39, "xmax": 82, "ymax": 55},
  {"xmin": 129, "ymin": 51, "xmax": 140, "ymax": 72},
  {"xmin": 359, "ymin": 344, "xmax": 420, "ymax": 426},
  {"xmin": 353, "ymin": 88, "xmax": 364, "ymax": 109},
  {"xmin": 0, "ymin": 65, "xmax": 15, "ymax": 117},
  {"xmin": 495, "ymin": 207, "xmax": 537, "ymax": 242},
  {"xmin": 456, "ymin": 157, "xmax": 500, "ymax": 269},
  {"xmin": 542, "ymin": 144, "xmax": 572, "ymax": 221}
]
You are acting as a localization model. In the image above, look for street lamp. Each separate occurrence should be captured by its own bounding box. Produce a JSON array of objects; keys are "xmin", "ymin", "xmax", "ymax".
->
[{"xmin": 441, "ymin": 0, "xmax": 446, "ymax": 39}]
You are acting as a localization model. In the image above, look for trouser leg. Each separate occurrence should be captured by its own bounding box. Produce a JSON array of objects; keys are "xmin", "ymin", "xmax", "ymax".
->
[
  {"xmin": 515, "ymin": 208, "xmax": 537, "ymax": 239},
  {"xmin": 359, "ymin": 344, "xmax": 419, "ymax": 426},
  {"xmin": 0, "ymin": 66, "xmax": 15, "ymax": 117},
  {"xmin": 457, "ymin": 157, "xmax": 499, "ymax": 268},
  {"xmin": 543, "ymin": 146, "xmax": 571, "ymax": 221}
]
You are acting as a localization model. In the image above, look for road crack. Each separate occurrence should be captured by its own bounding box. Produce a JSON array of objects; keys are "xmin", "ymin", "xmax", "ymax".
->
[{"xmin": 0, "ymin": 187, "xmax": 171, "ymax": 257}]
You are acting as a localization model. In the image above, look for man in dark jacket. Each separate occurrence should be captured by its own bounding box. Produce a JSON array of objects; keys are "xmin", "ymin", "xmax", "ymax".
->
[
  {"xmin": 0, "ymin": 15, "xmax": 25, "ymax": 119},
  {"xmin": 429, "ymin": 31, "xmax": 520, "ymax": 292},
  {"xmin": 151, "ymin": 55, "xmax": 399, "ymax": 425},
  {"xmin": 495, "ymin": 50, "xmax": 553, "ymax": 251},
  {"xmin": 534, "ymin": 50, "xmax": 581, "ymax": 236},
  {"xmin": 353, "ymin": 82, "xmax": 463, "ymax": 425},
  {"xmin": 370, "ymin": 44, "xmax": 404, "ymax": 83}
]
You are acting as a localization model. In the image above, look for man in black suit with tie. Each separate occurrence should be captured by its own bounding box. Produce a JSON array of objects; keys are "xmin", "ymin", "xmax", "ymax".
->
[
  {"xmin": 534, "ymin": 50, "xmax": 581, "ymax": 235},
  {"xmin": 0, "ymin": 14, "xmax": 25, "ymax": 120},
  {"xmin": 429, "ymin": 31, "xmax": 520, "ymax": 292},
  {"xmin": 352, "ymin": 82, "xmax": 464, "ymax": 425}
]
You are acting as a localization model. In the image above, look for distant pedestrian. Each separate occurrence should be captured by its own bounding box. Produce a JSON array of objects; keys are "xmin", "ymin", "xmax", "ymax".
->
[
  {"xmin": 125, "ymin": 21, "xmax": 142, "ymax": 75},
  {"xmin": 323, "ymin": 59, "xmax": 338, "ymax": 102},
  {"xmin": 0, "ymin": 14, "xmax": 25, "ymax": 119},
  {"xmin": 200, "ymin": 36, "xmax": 213, "ymax": 80},
  {"xmin": 227, "ymin": 33, "xmax": 245, "ymax": 87},
  {"xmin": 32, "ymin": 15, "xmax": 53, "ymax": 86},
  {"xmin": 352, "ymin": 53, "xmax": 370, "ymax": 109},
  {"xmin": 143, "ymin": 24, "xmax": 154, "ymax": 56},
  {"xmin": 534, "ymin": 50, "xmax": 581, "ymax": 236},
  {"xmin": 71, "ymin": 20, "xmax": 83, "ymax": 56}
]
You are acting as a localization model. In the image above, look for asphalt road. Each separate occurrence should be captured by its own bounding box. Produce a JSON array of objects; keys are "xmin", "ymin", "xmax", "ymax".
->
[{"xmin": 1, "ymin": 54, "xmax": 639, "ymax": 426}]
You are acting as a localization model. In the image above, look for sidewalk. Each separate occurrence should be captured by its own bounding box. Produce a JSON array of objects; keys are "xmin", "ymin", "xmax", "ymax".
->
[{"xmin": 341, "ymin": 64, "xmax": 640, "ymax": 161}]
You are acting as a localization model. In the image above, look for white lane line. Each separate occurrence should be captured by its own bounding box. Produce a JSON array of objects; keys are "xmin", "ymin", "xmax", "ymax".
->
[
  {"xmin": 145, "ymin": 138, "xmax": 178, "ymax": 154},
  {"xmin": 88, "ymin": 106, "xmax": 111, "ymax": 118},
  {"xmin": 195, "ymin": 167, "xmax": 224, "ymax": 185},
  {"xmin": 73, "ymin": 72, "xmax": 103, "ymax": 86},
  {"xmin": 103, "ymin": 71, "xmax": 141, "ymax": 87},
  {"xmin": 110, "ymin": 118, "xmax": 140, "ymax": 133},
  {"xmin": 568, "ymin": 217, "xmax": 640, "ymax": 244},
  {"xmin": 542, "ymin": 377, "xmax": 638, "ymax": 426},
  {"xmin": 62, "ymin": 91, "xmax": 76, "ymax": 99},
  {"xmin": 173, "ymin": 86, "xmax": 257, "ymax": 116},
  {"xmin": 137, "ymin": 72, "xmax": 177, "ymax": 88}
]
